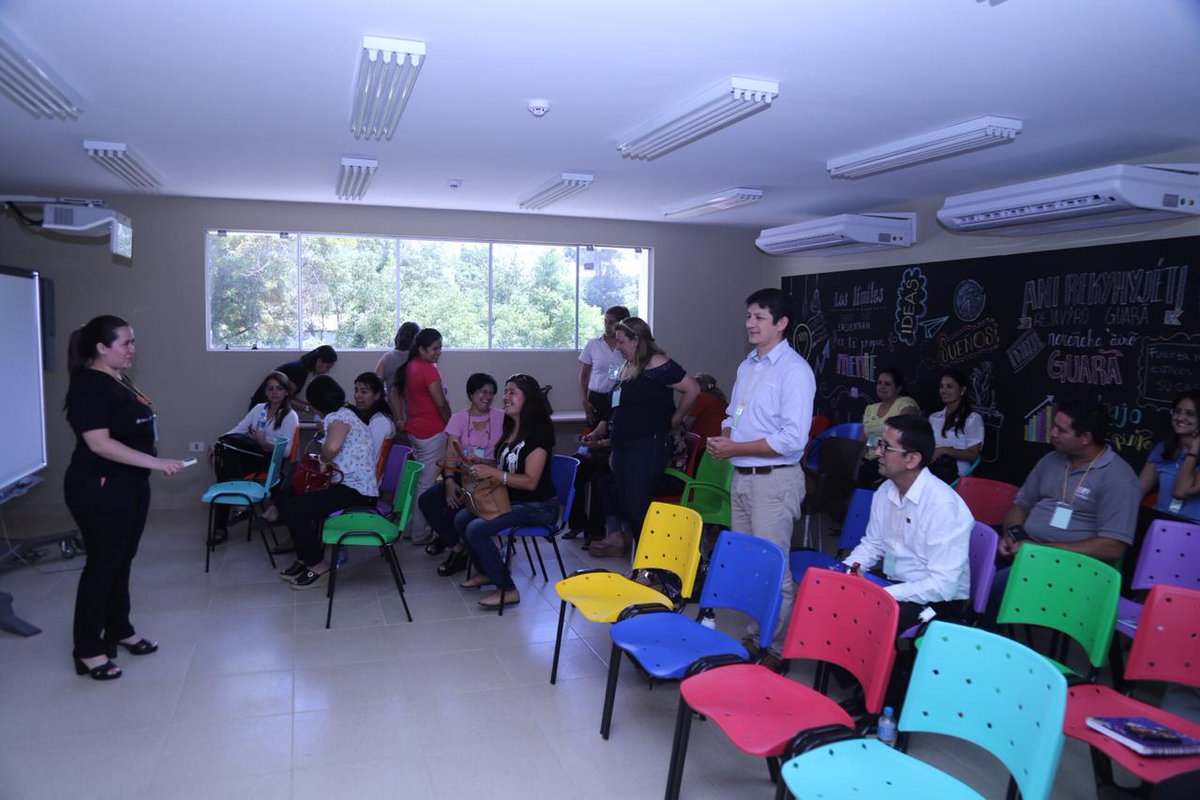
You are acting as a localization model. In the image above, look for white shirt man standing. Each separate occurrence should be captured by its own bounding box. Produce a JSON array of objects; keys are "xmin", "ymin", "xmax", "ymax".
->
[{"xmin": 706, "ymin": 288, "xmax": 815, "ymax": 671}]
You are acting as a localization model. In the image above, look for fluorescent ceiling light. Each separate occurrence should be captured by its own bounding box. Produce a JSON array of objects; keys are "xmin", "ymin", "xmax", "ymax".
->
[
  {"xmin": 83, "ymin": 140, "xmax": 160, "ymax": 190},
  {"xmin": 662, "ymin": 187, "xmax": 763, "ymax": 219},
  {"xmin": 618, "ymin": 77, "xmax": 779, "ymax": 161},
  {"xmin": 827, "ymin": 116, "xmax": 1023, "ymax": 179},
  {"xmin": 350, "ymin": 36, "xmax": 425, "ymax": 141},
  {"xmin": 519, "ymin": 172, "xmax": 593, "ymax": 210},
  {"xmin": 336, "ymin": 157, "xmax": 378, "ymax": 201},
  {"xmin": 0, "ymin": 21, "xmax": 81, "ymax": 120}
]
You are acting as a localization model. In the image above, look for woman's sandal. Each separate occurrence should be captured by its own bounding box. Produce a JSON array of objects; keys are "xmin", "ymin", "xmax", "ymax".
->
[
  {"xmin": 460, "ymin": 573, "xmax": 493, "ymax": 589},
  {"xmin": 424, "ymin": 539, "xmax": 447, "ymax": 556},
  {"xmin": 587, "ymin": 537, "xmax": 630, "ymax": 557},
  {"xmin": 478, "ymin": 591, "xmax": 520, "ymax": 610},
  {"xmin": 112, "ymin": 638, "xmax": 158, "ymax": 656},
  {"xmin": 74, "ymin": 657, "xmax": 122, "ymax": 681},
  {"xmin": 437, "ymin": 550, "xmax": 469, "ymax": 577}
]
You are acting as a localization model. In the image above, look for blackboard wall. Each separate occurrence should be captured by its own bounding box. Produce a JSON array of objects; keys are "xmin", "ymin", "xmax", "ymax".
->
[{"xmin": 782, "ymin": 235, "xmax": 1199, "ymax": 485}]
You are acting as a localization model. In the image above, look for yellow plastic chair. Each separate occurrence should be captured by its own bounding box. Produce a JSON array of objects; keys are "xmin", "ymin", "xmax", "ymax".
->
[
  {"xmin": 550, "ymin": 502, "xmax": 703, "ymax": 684},
  {"xmin": 671, "ymin": 451, "xmax": 733, "ymax": 528},
  {"xmin": 320, "ymin": 460, "xmax": 423, "ymax": 629}
]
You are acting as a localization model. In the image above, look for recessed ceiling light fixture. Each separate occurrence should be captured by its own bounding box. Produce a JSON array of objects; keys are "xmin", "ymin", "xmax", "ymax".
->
[
  {"xmin": 350, "ymin": 36, "xmax": 425, "ymax": 141},
  {"xmin": 618, "ymin": 77, "xmax": 779, "ymax": 161},
  {"xmin": 0, "ymin": 21, "xmax": 81, "ymax": 120},
  {"xmin": 662, "ymin": 186, "xmax": 763, "ymax": 220},
  {"xmin": 827, "ymin": 116, "xmax": 1023, "ymax": 179},
  {"xmin": 83, "ymin": 140, "xmax": 160, "ymax": 189},
  {"xmin": 336, "ymin": 157, "xmax": 378, "ymax": 201},
  {"xmin": 518, "ymin": 172, "xmax": 593, "ymax": 210}
]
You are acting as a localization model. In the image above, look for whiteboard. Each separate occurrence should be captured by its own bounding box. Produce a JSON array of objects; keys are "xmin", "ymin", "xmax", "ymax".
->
[{"xmin": 0, "ymin": 267, "xmax": 46, "ymax": 494}]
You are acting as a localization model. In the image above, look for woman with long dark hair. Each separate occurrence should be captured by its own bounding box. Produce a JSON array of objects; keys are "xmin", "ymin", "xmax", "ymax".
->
[
  {"xmin": 63, "ymin": 315, "xmax": 187, "ymax": 680},
  {"xmin": 375, "ymin": 321, "xmax": 421, "ymax": 415},
  {"xmin": 456, "ymin": 374, "xmax": 558, "ymax": 609},
  {"xmin": 392, "ymin": 328, "xmax": 452, "ymax": 544},
  {"xmin": 1140, "ymin": 389, "xmax": 1200, "ymax": 520},
  {"xmin": 351, "ymin": 371, "xmax": 395, "ymax": 466},
  {"xmin": 248, "ymin": 344, "xmax": 338, "ymax": 413},
  {"xmin": 927, "ymin": 369, "xmax": 983, "ymax": 484}
]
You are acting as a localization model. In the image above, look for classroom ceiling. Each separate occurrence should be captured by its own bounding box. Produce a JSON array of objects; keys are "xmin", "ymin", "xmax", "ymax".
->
[{"xmin": 2, "ymin": 0, "xmax": 1199, "ymax": 231}]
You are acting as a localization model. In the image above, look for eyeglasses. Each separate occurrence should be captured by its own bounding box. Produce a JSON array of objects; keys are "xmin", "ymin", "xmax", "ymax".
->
[{"xmin": 875, "ymin": 440, "xmax": 911, "ymax": 456}]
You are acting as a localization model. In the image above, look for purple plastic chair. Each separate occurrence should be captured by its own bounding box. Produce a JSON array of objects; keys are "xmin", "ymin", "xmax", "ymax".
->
[
  {"xmin": 1116, "ymin": 519, "xmax": 1200, "ymax": 638},
  {"xmin": 374, "ymin": 443, "xmax": 412, "ymax": 515}
]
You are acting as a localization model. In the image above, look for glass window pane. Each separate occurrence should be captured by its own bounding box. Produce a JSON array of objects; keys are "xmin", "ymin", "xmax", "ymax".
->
[
  {"xmin": 492, "ymin": 243, "xmax": 578, "ymax": 349},
  {"xmin": 299, "ymin": 235, "xmax": 396, "ymax": 349},
  {"xmin": 397, "ymin": 240, "xmax": 490, "ymax": 349},
  {"xmin": 207, "ymin": 231, "xmax": 298, "ymax": 349},
  {"xmin": 579, "ymin": 246, "xmax": 648, "ymax": 341}
]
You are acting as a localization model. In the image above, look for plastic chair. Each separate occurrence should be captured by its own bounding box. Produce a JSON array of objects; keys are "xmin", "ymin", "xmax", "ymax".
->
[
  {"xmin": 1115, "ymin": 519, "xmax": 1200, "ymax": 638},
  {"xmin": 319, "ymin": 460, "xmax": 423, "ymax": 629},
  {"xmin": 949, "ymin": 455, "xmax": 982, "ymax": 488},
  {"xmin": 996, "ymin": 543, "xmax": 1121, "ymax": 680},
  {"xmin": 1065, "ymin": 584, "xmax": 1200, "ymax": 790},
  {"xmin": 550, "ymin": 502, "xmax": 704, "ymax": 684},
  {"xmin": 781, "ymin": 621, "xmax": 1067, "ymax": 800},
  {"xmin": 836, "ymin": 488, "xmax": 874, "ymax": 554},
  {"xmin": 655, "ymin": 432, "xmax": 704, "ymax": 503},
  {"xmin": 897, "ymin": 521, "xmax": 999, "ymax": 639},
  {"xmin": 202, "ymin": 435, "xmax": 289, "ymax": 573},
  {"xmin": 244, "ymin": 427, "xmax": 300, "ymax": 481},
  {"xmin": 494, "ymin": 454, "xmax": 579, "ymax": 615},
  {"xmin": 801, "ymin": 437, "xmax": 863, "ymax": 549},
  {"xmin": 673, "ymin": 450, "xmax": 733, "ymax": 528},
  {"xmin": 953, "ymin": 475, "xmax": 1019, "ymax": 527},
  {"xmin": 373, "ymin": 443, "xmax": 411, "ymax": 515},
  {"xmin": 802, "ymin": 421, "xmax": 864, "ymax": 471},
  {"xmin": 601, "ymin": 531, "xmax": 786, "ymax": 739},
  {"xmin": 789, "ymin": 548, "xmax": 891, "ymax": 590},
  {"xmin": 664, "ymin": 569, "xmax": 898, "ymax": 800}
]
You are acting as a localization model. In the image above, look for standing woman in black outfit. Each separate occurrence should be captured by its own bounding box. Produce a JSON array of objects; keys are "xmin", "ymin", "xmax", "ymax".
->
[{"xmin": 63, "ymin": 316, "xmax": 186, "ymax": 680}]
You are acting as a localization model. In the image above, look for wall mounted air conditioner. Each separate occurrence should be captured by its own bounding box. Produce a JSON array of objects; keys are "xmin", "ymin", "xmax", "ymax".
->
[
  {"xmin": 755, "ymin": 212, "xmax": 916, "ymax": 256},
  {"xmin": 937, "ymin": 164, "xmax": 1200, "ymax": 236}
]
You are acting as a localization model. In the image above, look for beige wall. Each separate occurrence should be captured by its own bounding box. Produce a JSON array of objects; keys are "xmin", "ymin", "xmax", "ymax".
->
[{"xmin": 1, "ymin": 195, "xmax": 765, "ymax": 511}]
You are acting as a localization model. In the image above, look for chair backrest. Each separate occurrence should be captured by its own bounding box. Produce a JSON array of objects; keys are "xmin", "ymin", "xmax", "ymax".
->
[
  {"xmin": 1130, "ymin": 518, "xmax": 1200, "ymax": 592},
  {"xmin": 393, "ymin": 460, "xmax": 424, "ymax": 531},
  {"xmin": 378, "ymin": 442, "xmax": 412, "ymax": 500},
  {"xmin": 690, "ymin": 450, "xmax": 733, "ymax": 490},
  {"xmin": 802, "ymin": 422, "xmax": 865, "ymax": 470},
  {"xmin": 375, "ymin": 437, "xmax": 395, "ymax": 481},
  {"xmin": 698, "ymin": 531, "xmax": 787, "ymax": 650},
  {"xmin": 954, "ymin": 476, "xmax": 1019, "ymax": 526},
  {"xmin": 262, "ymin": 436, "xmax": 290, "ymax": 491},
  {"xmin": 781, "ymin": 569, "xmax": 899, "ymax": 714},
  {"xmin": 901, "ymin": 621, "xmax": 1066, "ymax": 800},
  {"xmin": 1124, "ymin": 584, "xmax": 1200, "ymax": 687},
  {"xmin": 968, "ymin": 521, "xmax": 1000, "ymax": 615},
  {"xmin": 287, "ymin": 427, "xmax": 301, "ymax": 461},
  {"xmin": 631, "ymin": 502, "xmax": 705, "ymax": 599},
  {"xmin": 549, "ymin": 454, "xmax": 580, "ymax": 526},
  {"xmin": 837, "ymin": 488, "xmax": 874, "ymax": 551},
  {"xmin": 997, "ymin": 544, "xmax": 1122, "ymax": 671},
  {"xmin": 809, "ymin": 438, "xmax": 863, "ymax": 514},
  {"xmin": 809, "ymin": 414, "xmax": 831, "ymax": 441},
  {"xmin": 680, "ymin": 432, "xmax": 703, "ymax": 477}
]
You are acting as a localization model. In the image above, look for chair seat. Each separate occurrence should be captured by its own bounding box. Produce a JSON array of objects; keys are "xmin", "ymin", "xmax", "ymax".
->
[
  {"xmin": 1115, "ymin": 597, "xmax": 1143, "ymax": 639},
  {"xmin": 681, "ymin": 663, "xmax": 855, "ymax": 757},
  {"xmin": 782, "ymin": 738, "xmax": 985, "ymax": 799},
  {"xmin": 611, "ymin": 615, "xmax": 747, "ymax": 679},
  {"xmin": 201, "ymin": 480, "xmax": 268, "ymax": 504},
  {"xmin": 555, "ymin": 573, "xmax": 675, "ymax": 622},
  {"xmin": 322, "ymin": 511, "xmax": 401, "ymax": 547},
  {"xmin": 1065, "ymin": 684, "xmax": 1200, "ymax": 785}
]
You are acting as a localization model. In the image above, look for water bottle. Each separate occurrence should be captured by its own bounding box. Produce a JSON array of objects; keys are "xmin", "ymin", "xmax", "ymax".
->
[
  {"xmin": 699, "ymin": 608, "xmax": 716, "ymax": 629},
  {"xmin": 877, "ymin": 706, "xmax": 898, "ymax": 747}
]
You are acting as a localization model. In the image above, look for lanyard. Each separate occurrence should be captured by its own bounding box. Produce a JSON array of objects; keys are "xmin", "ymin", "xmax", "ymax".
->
[
  {"xmin": 732, "ymin": 356, "xmax": 770, "ymax": 429},
  {"xmin": 464, "ymin": 413, "xmax": 493, "ymax": 451},
  {"xmin": 1060, "ymin": 447, "xmax": 1104, "ymax": 507}
]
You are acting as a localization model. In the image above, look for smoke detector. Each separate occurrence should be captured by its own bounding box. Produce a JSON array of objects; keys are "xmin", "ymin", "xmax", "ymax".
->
[{"xmin": 528, "ymin": 99, "xmax": 551, "ymax": 118}]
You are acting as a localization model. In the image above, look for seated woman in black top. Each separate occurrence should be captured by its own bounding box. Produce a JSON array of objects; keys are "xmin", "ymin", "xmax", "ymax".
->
[
  {"xmin": 248, "ymin": 344, "xmax": 337, "ymax": 413},
  {"xmin": 456, "ymin": 374, "xmax": 558, "ymax": 610}
]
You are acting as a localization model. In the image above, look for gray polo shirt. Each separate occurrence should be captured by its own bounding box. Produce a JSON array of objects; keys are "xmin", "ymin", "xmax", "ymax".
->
[{"xmin": 1014, "ymin": 447, "xmax": 1140, "ymax": 545}]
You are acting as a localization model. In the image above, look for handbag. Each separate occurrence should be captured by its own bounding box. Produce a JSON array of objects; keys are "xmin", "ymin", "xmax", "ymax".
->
[
  {"xmin": 213, "ymin": 433, "xmax": 268, "ymax": 478},
  {"xmin": 291, "ymin": 453, "xmax": 343, "ymax": 494},
  {"xmin": 438, "ymin": 442, "xmax": 511, "ymax": 521}
]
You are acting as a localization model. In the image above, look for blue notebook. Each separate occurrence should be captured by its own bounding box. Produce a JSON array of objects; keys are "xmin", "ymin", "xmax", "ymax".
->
[{"xmin": 1085, "ymin": 716, "xmax": 1200, "ymax": 757}]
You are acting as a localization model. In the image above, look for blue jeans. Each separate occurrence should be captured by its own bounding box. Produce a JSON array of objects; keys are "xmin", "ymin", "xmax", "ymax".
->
[
  {"xmin": 611, "ymin": 432, "xmax": 672, "ymax": 541},
  {"xmin": 454, "ymin": 500, "xmax": 559, "ymax": 590},
  {"xmin": 418, "ymin": 482, "xmax": 461, "ymax": 546}
]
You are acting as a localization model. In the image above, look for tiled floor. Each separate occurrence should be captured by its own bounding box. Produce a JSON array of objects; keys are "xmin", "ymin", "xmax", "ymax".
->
[{"xmin": 0, "ymin": 508, "xmax": 1105, "ymax": 799}]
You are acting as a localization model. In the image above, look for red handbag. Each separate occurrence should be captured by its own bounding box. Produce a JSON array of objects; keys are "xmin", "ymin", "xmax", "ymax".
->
[{"xmin": 291, "ymin": 453, "xmax": 343, "ymax": 494}]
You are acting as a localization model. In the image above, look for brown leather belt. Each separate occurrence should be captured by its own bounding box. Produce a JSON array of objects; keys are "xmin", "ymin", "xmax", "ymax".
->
[{"xmin": 734, "ymin": 463, "xmax": 796, "ymax": 475}]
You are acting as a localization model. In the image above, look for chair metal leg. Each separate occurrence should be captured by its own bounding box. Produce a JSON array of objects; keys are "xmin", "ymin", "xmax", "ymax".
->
[
  {"xmin": 531, "ymin": 537, "xmax": 549, "ymax": 582},
  {"xmin": 1108, "ymin": 633, "xmax": 1127, "ymax": 692},
  {"xmin": 601, "ymin": 642, "xmax": 623, "ymax": 739},
  {"xmin": 520, "ymin": 536, "xmax": 537, "ymax": 577},
  {"xmin": 205, "ymin": 503, "xmax": 216, "ymax": 573},
  {"xmin": 551, "ymin": 600, "xmax": 567, "ymax": 684},
  {"xmin": 253, "ymin": 509, "xmax": 277, "ymax": 569},
  {"xmin": 665, "ymin": 695, "xmax": 695, "ymax": 800},
  {"xmin": 1004, "ymin": 775, "xmax": 1019, "ymax": 800},
  {"xmin": 383, "ymin": 545, "xmax": 412, "ymax": 622},
  {"xmin": 549, "ymin": 535, "xmax": 567, "ymax": 580},
  {"xmin": 775, "ymin": 769, "xmax": 791, "ymax": 800},
  {"xmin": 499, "ymin": 536, "xmax": 517, "ymax": 617},
  {"xmin": 766, "ymin": 756, "xmax": 780, "ymax": 784},
  {"xmin": 324, "ymin": 544, "xmax": 340, "ymax": 629}
]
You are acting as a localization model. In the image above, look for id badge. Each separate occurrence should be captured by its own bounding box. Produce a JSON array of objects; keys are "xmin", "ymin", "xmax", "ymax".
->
[
  {"xmin": 1050, "ymin": 502, "xmax": 1073, "ymax": 529},
  {"xmin": 732, "ymin": 403, "xmax": 745, "ymax": 430},
  {"xmin": 607, "ymin": 364, "xmax": 621, "ymax": 382},
  {"xmin": 1169, "ymin": 498, "xmax": 1184, "ymax": 514},
  {"xmin": 882, "ymin": 551, "xmax": 897, "ymax": 577},
  {"xmin": 611, "ymin": 387, "xmax": 622, "ymax": 408},
  {"xmin": 866, "ymin": 433, "xmax": 877, "ymax": 449},
  {"xmin": 472, "ymin": 447, "xmax": 486, "ymax": 459}
]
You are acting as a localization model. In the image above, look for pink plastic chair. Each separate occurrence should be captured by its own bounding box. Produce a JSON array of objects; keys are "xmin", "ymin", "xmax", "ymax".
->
[{"xmin": 954, "ymin": 476, "xmax": 1019, "ymax": 527}]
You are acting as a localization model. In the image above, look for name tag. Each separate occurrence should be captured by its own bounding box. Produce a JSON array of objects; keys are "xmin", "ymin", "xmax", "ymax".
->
[
  {"xmin": 882, "ymin": 551, "xmax": 897, "ymax": 577},
  {"xmin": 1169, "ymin": 498, "xmax": 1185, "ymax": 514},
  {"xmin": 611, "ymin": 387, "xmax": 621, "ymax": 408},
  {"xmin": 1050, "ymin": 503, "xmax": 1073, "ymax": 529},
  {"xmin": 472, "ymin": 447, "xmax": 487, "ymax": 459},
  {"xmin": 866, "ymin": 433, "xmax": 877, "ymax": 449},
  {"xmin": 606, "ymin": 364, "xmax": 621, "ymax": 381},
  {"xmin": 732, "ymin": 403, "xmax": 745, "ymax": 430}
]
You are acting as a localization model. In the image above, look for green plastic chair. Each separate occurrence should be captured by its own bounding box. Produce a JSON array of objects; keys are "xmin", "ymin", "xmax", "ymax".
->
[
  {"xmin": 669, "ymin": 450, "xmax": 733, "ymax": 528},
  {"xmin": 997, "ymin": 543, "xmax": 1121, "ymax": 681},
  {"xmin": 319, "ymin": 460, "xmax": 423, "ymax": 629}
]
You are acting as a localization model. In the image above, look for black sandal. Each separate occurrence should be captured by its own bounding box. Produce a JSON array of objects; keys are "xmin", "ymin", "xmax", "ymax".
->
[
  {"xmin": 437, "ymin": 550, "xmax": 469, "ymax": 577},
  {"xmin": 112, "ymin": 638, "xmax": 158, "ymax": 656},
  {"xmin": 424, "ymin": 539, "xmax": 447, "ymax": 556},
  {"xmin": 74, "ymin": 657, "xmax": 122, "ymax": 681}
]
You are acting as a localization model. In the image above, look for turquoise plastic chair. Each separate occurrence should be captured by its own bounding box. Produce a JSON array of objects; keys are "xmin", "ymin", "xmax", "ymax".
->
[
  {"xmin": 202, "ymin": 435, "xmax": 288, "ymax": 573},
  {"xmin": 782, "ymin": 621, "xmax": 1067, "ymax": 800}
]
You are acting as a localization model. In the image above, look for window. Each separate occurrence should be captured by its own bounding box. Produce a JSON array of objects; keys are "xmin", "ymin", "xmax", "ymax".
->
[{"xmin": 206, "ymin": 231, "xmax": 648, "ymax": 350}]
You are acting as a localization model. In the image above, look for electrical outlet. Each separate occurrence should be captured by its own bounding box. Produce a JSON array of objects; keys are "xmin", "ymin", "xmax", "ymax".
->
[{"xmin": 188, "ymin": 441, "xmax": 205, "ymax": 453}]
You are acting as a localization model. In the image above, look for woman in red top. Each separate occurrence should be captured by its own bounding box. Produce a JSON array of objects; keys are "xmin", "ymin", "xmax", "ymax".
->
[
  {"xmin": 687, "ymin": 372, "xmax": 727, "ymax": 441},
  {"xmin": 393, "ymin": 328, "xmax": 452, "ymax": 544}
]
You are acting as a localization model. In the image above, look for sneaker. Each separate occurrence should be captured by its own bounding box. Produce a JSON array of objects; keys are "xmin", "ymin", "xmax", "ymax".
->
[
  {"xmin": 278, "ymin": 561, "xmax": 306, "ymax": 582},
  {"xmin": 290, "ymin": 569, "xmax": 329, "ymax": 590}
]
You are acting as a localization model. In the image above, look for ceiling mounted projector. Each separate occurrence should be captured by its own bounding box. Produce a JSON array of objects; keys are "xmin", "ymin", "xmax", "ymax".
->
[{"xmin": 756, "ymin": 213, "xmax": 916, "ymax": 256}]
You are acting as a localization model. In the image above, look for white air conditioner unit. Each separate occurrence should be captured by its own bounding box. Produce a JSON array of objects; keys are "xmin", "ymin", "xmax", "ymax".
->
[
  {"xmin": 937, "ymin": 164, "xmax": 1200, "ymax": 236},
  {"xmin": 756, "ymin": 213, "xmax": 916, "ymax": 256}
]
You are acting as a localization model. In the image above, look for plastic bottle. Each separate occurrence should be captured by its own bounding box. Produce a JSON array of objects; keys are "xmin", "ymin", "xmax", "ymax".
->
[
  {"xmin": 877, "ymin": 706, "xmax": 898, "ymax": 747},
  {"xmin": 850, "ymin": 562, "xmax": 862, "ymax": 577},
  {"xmin": 699, "ymin": 608, "xmax": 717, "ymax": 629}
]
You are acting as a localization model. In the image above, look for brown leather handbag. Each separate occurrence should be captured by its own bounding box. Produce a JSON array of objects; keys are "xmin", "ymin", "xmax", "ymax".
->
[{"xmin": 460, "ymin": 474, "xmax": 511, "ymax": 521}]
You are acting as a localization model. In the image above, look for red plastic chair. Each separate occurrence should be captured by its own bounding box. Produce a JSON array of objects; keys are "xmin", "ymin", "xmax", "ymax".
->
[
  {"xmin": 954, "ymin": 475, "xmax": 1019, "ymax": 527},
  {"xmin": 654, "ymin": 432, "xmax": 704, "ymax": 504},
  {"xmin": 243, "ymin": 427, "xmax": 300, "ymax": 481},
  {"xmin": 664, "ymin": 569, "xmax": 899, "ymax": 800},
  {"xmin": 1064, "ymin": 584, "xmax": 1200, "ymax": 790}
]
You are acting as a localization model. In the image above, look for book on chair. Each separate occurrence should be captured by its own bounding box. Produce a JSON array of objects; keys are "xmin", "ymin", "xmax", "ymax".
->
[{"xmin": 1085, "ymin": 716, "xmax": 1200, "ymax": 756}]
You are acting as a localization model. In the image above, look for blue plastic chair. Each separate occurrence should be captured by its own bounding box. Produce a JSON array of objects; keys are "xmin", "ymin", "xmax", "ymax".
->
[
  {"xmin": 802, "ymin": 422, "xmax": 865, "ymax": 471},
  {"xmin": 601, "ymin": 530, "xmax": 786, "ymax": 739},
  {"xmin": 202, "ymin": 435, "xmax": 288, "ymax": 573},
  {"xmin": 789, "ymin": 549, "xmax": 891, "ymax": 589},
  {"xmin": 781, "ymin": 621, "xmax": 1067, "ymax": 800},
  {"xmin": 496, "ymin": 454, "xmax": 580, "ymax": 615},
  {"xmin": 837, "ymin": 488, "xmax": 874, "ymax": 553}
]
